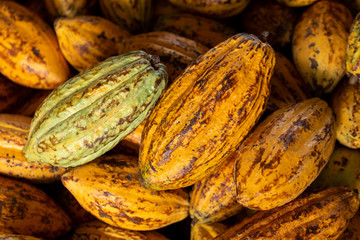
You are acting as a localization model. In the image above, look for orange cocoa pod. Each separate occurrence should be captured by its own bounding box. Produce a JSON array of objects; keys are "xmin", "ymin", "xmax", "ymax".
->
[
  {"xmin": 0, "ymin": 1, "xmax": 70, "ymax": 89},
  {"xmin": 338, "ymin": 209, "xmax": 360, "ymax": 240},
  {"xmin": 191, "ymin": 222, "xmax": 227, "ymax": 240}
]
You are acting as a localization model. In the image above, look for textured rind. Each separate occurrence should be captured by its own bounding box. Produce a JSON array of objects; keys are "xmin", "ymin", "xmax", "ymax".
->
[
  {"xmin": 153, "ymin": 13, "xmax": 237, "ymax": 48},
  {"xmin": 0, "ymin": 176, "xmax": 71, "ymax": 238},
  {"xmin": 240, "ymin": 2, "xmax": 298, "ymax": 49},
  {"xmin": 312, "ymin": 146, "xmax": 360, "ymax": 192},
  {"xmin": 0, "ymin": 235, "xmax": 43, "ymax": 240},
  {"xmin": 0, "ymin": 1, "xmax": 70, "ymax": 89},
  {"xmin": 338, "ymin": 209, "xmax": 360, "ymax": 240},
  {"xmin": 235, "ymin": 98, "xmax": 336, "ymax": 210},
  {"xmin": 190, "ymin": 153, "xmax": 242, "ymax": 223},
  {"xmin": 139, "ymin": 33, "xmax": 275, "ymax": 190},
  {"xmin": 215, "ymin": 187, "xmax": 360, "ymax": 240},
  {"xmin": 331, "ymin": 80, "xmax": 360, "ymax": 148},
  {"xmin": 23, "ymin": 51, "xmax": 168, "ymax": 168},
  {"xmin": 99, "ymin": 0, "xmax": 151, "ymax": 33},
  {"xmin": 0, "ymin": 114, "xmax": 67, "ymax": 183},
  {"xmin": 117, "ymin": 31, "xmax": 209, "ymax": 82},
  {"xmin": 191, "ymin": 222, "xmax": 227, "ymax": 240},
  {"xmin": 292, "ymin": 0, "xmax": 353, "ymax": 93},
  {"xmin": 168, "ymin": 0, "xmax": 251, "ymax": 18},
  {"xmin": 72, "ymin": 220, "xmax": 169, "ymax": 240},
  {"xmin": 346, "ymin": 12, "xmax": 360, "ymax": 81},
  {"xmin": 44, "ymin": 0, "xmax": 96, "ymax": 18},
  {"xmin": 54, "ymin": 15, "xmax": 130, "ymax": 72},
  {"xmin": 267, "ymin": 52, "xmax": 310, "ymax": 111},
  {"xmin": 112, "ymin": 121, "xmax": 145, "ymax": 156},
  {"xmin": 61, "ymin": 154, "xmax": 189, "ymax": 231},
  {"xmin": 275, "ymin": 0, "xmax": 318, "ymax": 7}
]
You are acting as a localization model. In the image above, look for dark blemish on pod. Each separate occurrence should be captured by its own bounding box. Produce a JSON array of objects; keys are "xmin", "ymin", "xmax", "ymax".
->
[
  {"xmin": 309, "ymin": 58, "xmax": 318, "ymax": 70},
  {"xmin": 125, "ymin": 174, "xmax": 132, "ymax": 181}
]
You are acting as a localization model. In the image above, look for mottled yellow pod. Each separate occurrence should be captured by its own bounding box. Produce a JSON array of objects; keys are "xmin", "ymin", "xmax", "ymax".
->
[{"xmin": 191, "ymin": 222, "xmax": 227, "ymax": 240}]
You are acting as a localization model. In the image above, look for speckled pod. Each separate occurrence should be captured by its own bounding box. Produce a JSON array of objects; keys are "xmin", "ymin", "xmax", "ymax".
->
[
  {"xmin": 139, "ymin": 33, "xmax": 275, "ymax": 190},
  {"xmin": 235, "ymin": 98, "xmax": 336, "ymax": 210},
  {"xmin": 331, "ymin": 80, "xmax": 360, "ymax": 148},
  {"xmin": 61, "ymin": 154, "xmax": 189, "ymax": 231},
  {"xmin": 44, "ymin": 0, "xmax": 97, "ymax": 18},
  {"xmin": 71, "ymin": 220, "xmax": 169, "ymax": 240},
  {"xmin": 338, "ymin": 209, "xmax": 360, "ymax": 240},
  {"xmin": 0, "ymin": 76, "xmax": 34, "ymax": 113},
  {"xmin": 346, "ymin": 12, "xmax": 360, "ymax": 83},
  {"xmin": 0, "ymin": 1, "xmax": 70, "ymax": 89},
  {"xmin": 267, "ymin": 52, "xmax": 310, "ymax": 112},
  {"xmin": 153, "ymin": 13, "xmax": 237, "ymax": 48},
  {"xmin": 99, "ymin": 0, "xmax": 151, "ymax": 33},
  {"xmin": 0, "ymin": 176, "xmax": 71, "ymax": 238},
  {"xmin": 112, "ymin": 121, "xmax": 145, "ymax": 156},
  {"xmin": 168, "ymin": 0, "xmax": 251, "ymax": 18},
  {"xmin": 0, "ymin": 235, "xmax": 43, "ymax": 240},
  {"xmin": 117, "ymin": 31, "xmax": 208, "ymax": 82},
  {"xmin": 0, "ymin": 114, "xmax": 66, "ymax": 183},
  {"xmin": 190, "ymin": 153, "xmax": 242, "ymax": 223},
  {"xmin": 240, "ymin": 2, "xmax": 298, "ymax": 49},
  {"xmin": 54, "ymin": 15, "xmax": 130, "ymax": 72},
  {"xmin": 191, "ymin": 222, "xmax": 227, "ymax": 240},
  {"xmin": 23, "ymin": 51, "xmax": 167, "ymax": 168},
  {"xmin": 275, "ymin": 0, "xmax": 318, "ymax": 7},
  {"xmin": 292, "ymin": 0, "xmax": 353, "ymax": 93},
  {"xmin": 312, "ymin": 146, "xmax": 360, "ymax": 194},
  {"xmin": 215, "ymin": 187, "xmax": 359, "ymax": 240}
]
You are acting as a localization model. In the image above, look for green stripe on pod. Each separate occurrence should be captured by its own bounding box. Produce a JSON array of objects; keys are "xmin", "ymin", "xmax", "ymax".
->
[{"xmin": 23, "ymin": 51, "xmax": 168, "ymax": 167}]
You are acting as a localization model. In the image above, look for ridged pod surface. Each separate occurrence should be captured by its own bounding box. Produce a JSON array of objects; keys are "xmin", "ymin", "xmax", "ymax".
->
[
  {"xmin": 99, "ymin": 0, "xmax": 151, "ymax": 33},
  {"xmin": 331, "ymin": 80, "xmax": 360, "ymax": 148},
  {"xmin": 112, "ymin": 121, "xmax": 145, "ymax": 156},
  {"xmin": 168, "ymin": 0, "xmax": 251, "ymax": 18},
  {"xmin": 312, "ymin": 146, "xmax": 360, "ymax": 194},
  {"xmin": 61, "ymin": 154, "xmax": 189, "ymax": 230},
  {"xmin": 235, "ymin": 98, "xmax": 336, "ymax": 210},
  {"xmin": 267, "ymin": 52, "xmax": 310, "ymax": 112},
  {"xmin": 153, "ymin": 13, "xmax": 237, "ymax": 48},
  {"xmin": 0, "ymin": 235, "xmax": 43, "ymax": 240},
  {"xmin": 23, "ymin": 51, "xmax": 168, "ymax": 168},
  {"xmin": 117, "ymin": 31, "xmax": 209, "ymax": 82},
  {"xmin": 54, "ymin": 15, "xmax": 130, "ymax": 72},
  {"xmin": 292, "ymin": 1, "xmax": 353, "ymax": 93},
  {"xmin": 190, "ymin": 153, "xmax": 242, "ymax": 223},
  {"xmin": 338, "ymin": 209, "xmax": 360, "ymax": 240},
  {"xmin": 71, "ymin": 220, "xmax": 169, "ymax": 240},
  {"xmin": 139, "ymin": 33, "xmax": 275, "ymax": 190},
  {"xmin": 240, "ymin": 2, "xmax": 298, "ymax": 49},
  {"xmin": 0, "ymin": 75, "xmax": 34, "ymax": 113},
  {"xmin": 191, "ymin": 222, "xmax": 227, "ymax": 240},
  {"xmin": 215, "ymin": 187, "xmax": 360, "ymax": 240},
  {"xmin": 0, "ymin": 114, "xmax": 66, "ymax": 183},
  {"xmin": 0, "ymin": 176, "xmax": 71, "ymax": 238},
  {"xmin": 44, "ymin": 0, "xmax": 97, "ymax": 18},
  {"xmin": 275, "ymin": 0, "xmax": 318, "ymax": 7},
  {"xmin": 0, "ymin": 1, "xmax": 70, "ymax": 89},
  {"xmin": 346, "ymin": 12, "xmax": 360, "ymax": 83}
]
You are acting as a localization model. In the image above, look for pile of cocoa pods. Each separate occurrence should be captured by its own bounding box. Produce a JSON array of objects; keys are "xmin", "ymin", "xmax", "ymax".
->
[{"xmin": 1, "ymin": 0, "xmax": 360, "ymax": 239}]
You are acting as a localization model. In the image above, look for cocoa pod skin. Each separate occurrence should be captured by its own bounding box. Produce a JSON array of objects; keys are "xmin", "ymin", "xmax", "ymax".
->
[
  {"xmin": 338, "ymin": 209, "xmax": 360, "ymax": 240},
  {"xmin": 0, "ymin": 235, "xmax": 43, "ymax": 240},
  {"xmin": 276, "ymin": 0, "xmax": 318, "ymax": 7},
  {"xmin": 191, "ymin": 222, "xmax": 227, "ymax": 240},
  {"xmin": 235, "ymin": 98, "xmax": 336, "ymax": 210},
  {"xmin": 139, "ymin": 33, "xmax": 275, "ymax": 190},
  {"xmin": 215, "ymin": 187, "xmax": 360, "ymax": 240}
]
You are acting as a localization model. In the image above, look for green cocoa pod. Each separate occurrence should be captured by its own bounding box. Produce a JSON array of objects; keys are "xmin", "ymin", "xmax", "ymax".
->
[{"xmin": 23, "ymin": 51, "xmax": 167, "ymax": 167}]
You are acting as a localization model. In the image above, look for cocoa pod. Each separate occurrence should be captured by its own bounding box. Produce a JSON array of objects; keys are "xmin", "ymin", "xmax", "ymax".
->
[{"xmin": 191, "ymin": 222, "xmax": 227, "ymax": 240}]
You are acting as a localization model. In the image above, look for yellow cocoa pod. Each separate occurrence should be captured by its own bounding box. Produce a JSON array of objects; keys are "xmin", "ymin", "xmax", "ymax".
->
[
  {"xmin": 0, "ymin": 235, "xmax": 43, "ymax": 240},
  {"xmin": 216, "ymin": 187, "xmax": 360, "ymax": 239},
  {"xmin": 338, "ymin": 209, "xmax": 360, "ymax": 240},
  {"xmin": 72, "ymin": 220, "xmax": 169, "ymax": 240},
  {"xmin": 235, "ymin": 98, "xmax": 336, "ymax": 210},
  {"xmin": 346, "ymin": 11, "xmax": 360, "ymax": 84},
  {"xmin": 292, "ymin": 0, "xmax": 353, "ymax": 93},
  {"xmin": 153, "ymin": 13, "xmax": 237, "ymax": 48},
  {"xmin": 139, "ymin": 33, "xmax": 275, "ymax": 190},
  {"xmin": 99, "ymin": 0, "xmax": 151, "ymax": 33},
  {"xmin": 275, "ymin": 0, "xmax": 318, "ymax": 7},
  {"xmin": 14, "ymin": 90, "xmax": 52, "ymax": 116},
  {"xmin": 0, "ymin": 114, "xmax": 66, "ymax": 183},
  {"xmin": 0, "ymin": 176, "xmax": 71, "ymax": 238},
  {"xmin": 0, "ymin": 1, "xmax": 70, "ymax": 89},
  {"xmin": 240, "ymin": 2, "xmax": 298, "ymax": 49},
  {"xmin": 267, "ymin": 52, "xmax": 310, "ymax": 112},
  {"xmin": 44, "ymin": 0, "xmax": 97, "ymax": 18},
  {"xmin": 61, "ymin": 154, "xmax": 189, "ymax": 231},
  {"xmin": 117, "ymin": 31, "xmax": 209, "ymax": 82},
  {"xmin": 190, "ymin": 153, "xmax": 242, "ymax": 223},
  {"xmin": 54, "ymin": 15, "xmax": 130, "ymax": 72},
  {"xmin": 0, "ymin": 75, "xmax": 34, "ymax": 113},
  {"xmin": 191, "ymin": 222, "xmax": 227, "ymax": 240},
  {"xmin": 331, "ymin": 79, "xmax": 360, "ymax": 148},
  {"xmin": 168, "ymin": 0, "xmax": 251, "ymax": 18},
  {"xmin": 112, "ymin": 121, "xmax": 145, "ymax": 156}
]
